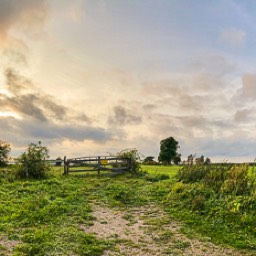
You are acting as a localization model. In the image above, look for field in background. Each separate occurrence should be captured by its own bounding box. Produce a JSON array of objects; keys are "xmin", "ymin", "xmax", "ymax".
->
[{"xmin": 141, "ymin": 164, "xmax": 180, "ymax": 178}]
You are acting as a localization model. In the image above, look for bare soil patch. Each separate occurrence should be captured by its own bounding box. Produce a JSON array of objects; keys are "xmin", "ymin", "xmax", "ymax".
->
[
  {"xmin": 0, "ymin": 235, "xmax": 21, "ymax": 256},
  {"xmin": 81, "ymin": 204, "xmax": 254, "ymax": 256}
]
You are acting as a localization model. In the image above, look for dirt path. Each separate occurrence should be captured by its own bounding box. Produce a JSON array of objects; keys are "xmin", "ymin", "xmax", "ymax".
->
[
  {"xmin": 81, "ymin": 204, "xmax": 253, "ymax": 256},
  {"xmin": 0, "ymin": 236, "xmax": 21, "ymax": 256}
]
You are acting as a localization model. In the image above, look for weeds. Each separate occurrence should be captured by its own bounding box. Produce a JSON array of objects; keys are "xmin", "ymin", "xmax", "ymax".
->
[{"xmin": 169, "ymin": 163, "xmax": 256, "ymax": 249}]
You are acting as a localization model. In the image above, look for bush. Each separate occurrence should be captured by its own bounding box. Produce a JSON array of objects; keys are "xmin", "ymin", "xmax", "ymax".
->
[
  {"xmin": 116, "ymin": 148, "xmax": 141, "ymax": 172},
  {"xmin": 17, "ymin": 141, "xmax": 51, "ymax": 178},
  {"xmin": 220, "ymin": 164, "xmax": 253, "ymax": 195},
  {"xmin": 177, "ymin": 164, "xmax": 209, "ymax": 183},
  {"xmin": 177, "ymin": 163, "xmax": 255, "ymax": 196},
  {"xmin": 0, "ymin": 140, "xmax": 11, "ymax": 167}
]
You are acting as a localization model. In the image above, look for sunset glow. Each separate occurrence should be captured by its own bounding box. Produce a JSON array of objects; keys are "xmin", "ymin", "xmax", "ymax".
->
[{"xmin": 0, "ymin": 111, "xmax": 21, "ymax": 119}]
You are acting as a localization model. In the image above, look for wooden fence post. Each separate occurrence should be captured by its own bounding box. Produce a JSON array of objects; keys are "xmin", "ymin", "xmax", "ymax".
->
[
  {"xmin": 128, "ymin": 157, "xmax": 132, "ymax": 171},
  {"xmin": 97, "ymin": 156, "xmax": 100, "ymax": 175},
  {"xmin": 63, "ymin": 156, "xmax": 67, "ymax": 175},
  {"xmin": 25, "ymin": 159, "xmax": 29, "ymax": 178}
]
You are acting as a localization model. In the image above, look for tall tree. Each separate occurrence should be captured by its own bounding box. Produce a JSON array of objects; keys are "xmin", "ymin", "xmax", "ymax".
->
[
  {"xmin": 195, "ymin": 155, "xmax": 204, "ymax": 165},
  {"xmin": 204, "ymin": 157, "xmax": 211, "ymax": 165},
  {"xmin": 158, "ymin": 137, "xmax": 180, "ymax": 165},
  {"xmin": 0, "ymin": 140, "xmax": 11, "ymax": 166}
]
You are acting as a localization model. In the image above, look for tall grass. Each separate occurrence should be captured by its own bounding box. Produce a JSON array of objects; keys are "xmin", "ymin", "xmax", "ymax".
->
[{"xmin": 169, "ymin": 163, "xmax": 256, "ymax": 248}]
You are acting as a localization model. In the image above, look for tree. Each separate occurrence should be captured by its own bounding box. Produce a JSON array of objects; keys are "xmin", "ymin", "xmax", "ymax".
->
[
  {"xmin": 195, "ymin": 155, "xmax": 204, "ymax": 165},
  {"xmin": 204, "ymin": 157, "xmax": 211, "ymax": 165},
  {"xmin": 17, "ymin": 141, "xmax": 50, "ymax": 178},
  {"xmin": 158, "ymin": 137, "xmax": 180, "ymax": 165},
  {"xmin": 143, "ymin": 156, "xmax": 159, "ymax": 165},
  {"xmin": 143, "ymin": 156, "xmax": 155, "ymax": 163},
  {"xmin": 187, "ymin": 154, "xmax": 195, "ymax": 165},
  {"xmin": 0, "ymin": 140, "xmax": 11, "ymax": 166},
  {"xmin": 173, "ymin": 154, "xmax": 182, "ymax": 165}
]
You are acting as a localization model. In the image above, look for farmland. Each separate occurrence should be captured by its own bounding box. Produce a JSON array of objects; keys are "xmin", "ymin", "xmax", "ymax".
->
[{"xmin": 0, "ymin": 164, "xmax": 255, "ymax": 255}]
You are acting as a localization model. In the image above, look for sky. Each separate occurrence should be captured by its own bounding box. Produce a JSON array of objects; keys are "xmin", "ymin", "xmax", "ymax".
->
[{"xmin": 0, "ymin": 0, "xmax": 256, "ymax": 162}]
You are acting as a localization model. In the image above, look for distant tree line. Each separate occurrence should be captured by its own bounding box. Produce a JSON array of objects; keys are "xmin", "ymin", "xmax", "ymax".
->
[
  {"xmin": 185, "ymin": 154, "xmax": 211, "ymax": 165},
  {"xmin": 143, "ymin": 136, "xmax": 211, "ymax": 166}
]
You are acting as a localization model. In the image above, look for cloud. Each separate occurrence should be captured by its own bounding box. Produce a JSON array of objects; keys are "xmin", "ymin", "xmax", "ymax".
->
[
  {"xmin": 5, "ymin": 68, "xmax": 34, "ymax": 94},
  {"xmin": 108, "ymin": 105, "xmax": 142, "ymax": 126},
  {"xmin": 188, "ymin": 54, "xmax": 235, "ymax": 77},
  {"xmin": 0, "ymin": 0, "xmax": 49, "ymax": 41},
  {"xmin": 219, "ymin": 27, "xmax": 246, "ymax": 46},
  {"xmin": 0, "ymin": 66, "xmax": 108, "ymax": 152},
  {"xmin": 0, "ymin": 116, "xmax": 113, "ymax": 147},
  {"xmin": 40, "ymin": 96, "xmax": 67, "ymax": 120},
  {"xmin": 236, "ymin": 73, "xmax": 256, "ymax": 100},
  {"xmin": 234, "ymin": 108, "xmax": 253, "ymax": 123},
  {"xmin": 146, "ymin": 112, "xmax": 234, "ymax": 145},
  {"xmin": 74, "ymin": 114, "xmax": 91, "ymax": 123},
  {"xmin": 136, "ymin": 53, "xmax": 253, "ymax": 161},
  {"xmin": 22, "ymin": 121, "xmax": 112, "ymax": 142},
  {"xmin": 142, "ymin": 104, "xmax": 157, "ymax": 111},
  {"xmin": 142, "ymin": 77, "xmax": 225, "ymax": 115},
  {"xmin": 0, "ymin": 2, "xmax": 72, "ymax": 123},
  {"xmin": 199, "ymin": 136, "xmax": 256, "ymax": 159},
  {"xmin": 0, "ymin": 0, "xmax": 49, "ymax": 73},
  {"xmin": 1, "ymin": 68, "xmax": 94, "ymax": 124},
  {"xmin": 1, "ymin": 69, "xmax": 66, "ymax": 121},
  {"xmin": 63, "ymin": 1, "xmax": 85, "ymax": 23},
  {"xmin": 0, "ymin": 1, "xmax": 103, "ymax": 153},
  {"xmin": 2, "ymin": 47, "xmax": 28, "ymax": 66},
  {"xmin": 2, "ymin": 94, "xmax": 48, "ymax": 121}
]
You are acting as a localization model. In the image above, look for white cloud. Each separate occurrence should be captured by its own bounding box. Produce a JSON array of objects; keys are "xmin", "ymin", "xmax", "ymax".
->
[
  {"xmin": 0, "ymin": 0, "xmax": 49, "ymax": 42},
  {"xmin": 219, "ymin": 27, "xmax": 247, "ymax": 46},
  {"xmin": 239, "ymin": 73, "xmax": 256, "ymax": 99}
]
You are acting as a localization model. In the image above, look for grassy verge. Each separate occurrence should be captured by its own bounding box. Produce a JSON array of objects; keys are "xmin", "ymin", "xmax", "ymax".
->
[{"xmin": 0, "ymin": 168, "xmax": 113, "ymax": 255}]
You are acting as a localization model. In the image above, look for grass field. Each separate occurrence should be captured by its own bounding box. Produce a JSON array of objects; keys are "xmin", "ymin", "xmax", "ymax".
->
[
  {"xmin": 141, "ymin": 164, "xmax": 180, "ymax": 178},
  {"xmin": 0, "ymin": 164, "xmax": 256, "ymax": 255}
]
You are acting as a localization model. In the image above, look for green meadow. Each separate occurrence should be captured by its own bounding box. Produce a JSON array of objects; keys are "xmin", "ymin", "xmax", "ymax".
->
[
  {"xmin": 141, "ymin": 164, "xmax": 180, "ymax": 178},
  {"xmin": 0, "ymin": 164, "xmax": 256, "ymax": 255}
]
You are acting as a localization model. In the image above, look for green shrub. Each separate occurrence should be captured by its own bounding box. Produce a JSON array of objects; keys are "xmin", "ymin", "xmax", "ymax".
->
[
  {"xmin": 177, "ymin": 164, "xmax": 209, "ymax": 183},
  {"xmin": 0, "ymin": 140, "xmax": 11, "ymax": 167},
  {"xmin": 170, "ymin": 182, "xmax": 186, "ymax": 194},
  {"xmin": 16, "ymin": 141, "xmax": 51, "ymax": 179},
  {"xmin": 116, "ymin": 148, "xmax": 141, "ymax": 172},
  {"xmin": 220, "ymin": 164, "xmax": 252, "ymax": 195},
  {"xmin": 168, "ymin": 163, "xmax": 256, "ymax": 247},
  {"xmin": 177, "ymin": 163, "xmax": 254, "ymax": 196}
]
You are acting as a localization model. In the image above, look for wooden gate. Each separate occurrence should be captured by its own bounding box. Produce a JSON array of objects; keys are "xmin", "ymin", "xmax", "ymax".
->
[{"xmin": 63, "ymin": 156, "xmax": 132, "ymax": 175}]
